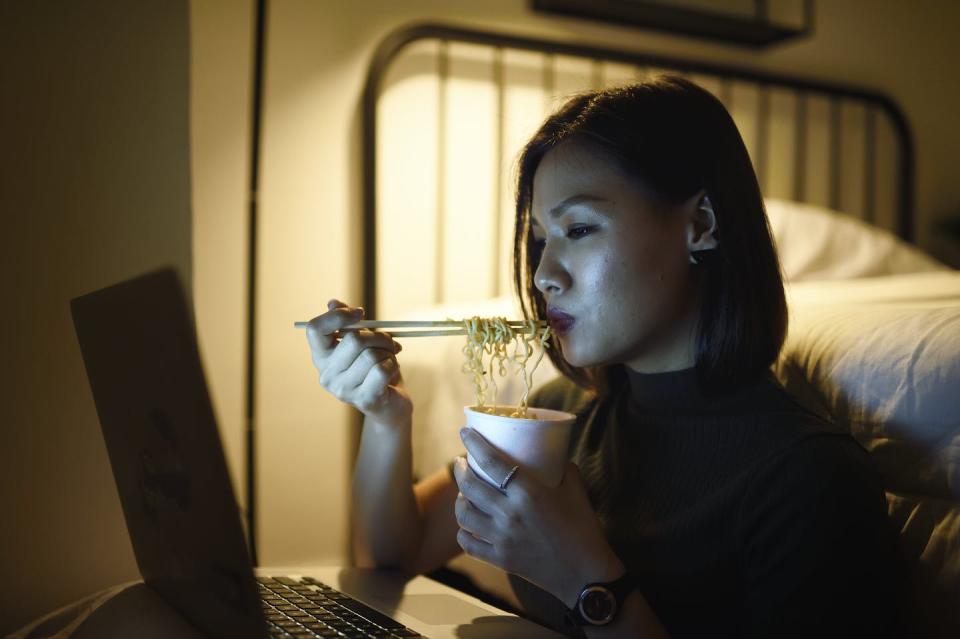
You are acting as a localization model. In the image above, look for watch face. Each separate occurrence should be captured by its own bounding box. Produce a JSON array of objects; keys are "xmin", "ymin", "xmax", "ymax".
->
[{"xmin": 579, "ymin": 586, "xmax": 617, "ymax": 625}]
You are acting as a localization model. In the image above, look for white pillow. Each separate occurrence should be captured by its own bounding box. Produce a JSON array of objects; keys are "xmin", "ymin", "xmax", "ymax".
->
[
  {"xmin": 764, "ymin": 198, "xmax": 947, "ymax": 281},
  {"xmin": 778, "ymin": 271, "xmax": 960, "ymax": 500}
]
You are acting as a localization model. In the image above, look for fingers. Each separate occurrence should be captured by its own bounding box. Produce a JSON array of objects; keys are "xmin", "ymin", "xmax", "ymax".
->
[
  {"xmin": 456, "ymin": 528, "xmax": 495, "ymax": 565},
  {"xmin": 454, "ymin": 491, "xmax": 494, "ymax": 543},
  {"xmin": 323, "ymin": 329, "xmax": 400, "ymax": 383},
  {"xmin": 452, "ymin": 456, "xmax": 508, "ymax": 520},
  {"xmin": 307, "ymin": 300, "xmax": 405, "ymax": 414},
  {"xmin": 452, "ymin": 460, "xmax": 504, "ymax": 568},
  {"xmin": 459, "ymin": 428, "xmax": 519, "ymax": 493},
  {"xmin": 305, "ymin": 300, "xmax": 364, "ymax": 361},
  {"xmin": 343, "ymin": 344, "xmax": 397, "ymax": 388},
  {"xmin": 350, "ymin": 353, "xmax": 401, "ymax": 413}
]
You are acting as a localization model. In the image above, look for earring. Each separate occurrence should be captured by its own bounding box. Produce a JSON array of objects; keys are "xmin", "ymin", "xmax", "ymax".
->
[{"xmin": 689, "ymin": 248, "xmax": 718, "ymax": 266}]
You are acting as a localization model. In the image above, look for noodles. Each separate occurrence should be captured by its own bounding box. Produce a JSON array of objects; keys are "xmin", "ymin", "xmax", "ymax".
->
[{"xmin": 460, "ymin": 317, "xmax": 551, "ymax": 418}]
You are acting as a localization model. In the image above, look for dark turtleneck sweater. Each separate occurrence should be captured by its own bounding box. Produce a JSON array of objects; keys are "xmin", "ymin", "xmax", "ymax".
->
[{"xmin": 508, "ymin": 368, "xmax": 903, "ymax": 638}]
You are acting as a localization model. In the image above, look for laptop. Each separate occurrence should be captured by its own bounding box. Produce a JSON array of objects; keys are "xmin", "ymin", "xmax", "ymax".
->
[{"xmin": 70, "ymin": 268, "xmax": 563, "ymax": 639}]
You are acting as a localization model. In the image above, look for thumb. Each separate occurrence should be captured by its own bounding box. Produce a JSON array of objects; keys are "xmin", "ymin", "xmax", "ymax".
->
[{"xmin": 560, "ymin": 461, "xmax": 585, "ymax": 488}]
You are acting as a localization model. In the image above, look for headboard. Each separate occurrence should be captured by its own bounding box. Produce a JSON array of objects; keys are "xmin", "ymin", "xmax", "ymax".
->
[{"xmin": 361, "ymin": 22, "xmax": 914, "ymax": 319}]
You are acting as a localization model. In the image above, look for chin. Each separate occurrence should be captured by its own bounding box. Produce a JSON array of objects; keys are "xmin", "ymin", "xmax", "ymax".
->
[{"xmin": 558, "ymin": 341, "xmax": 609, "ymax": 369}]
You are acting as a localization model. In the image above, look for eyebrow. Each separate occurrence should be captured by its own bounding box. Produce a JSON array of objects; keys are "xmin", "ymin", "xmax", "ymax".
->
[{"xmin": 531, "ymin": 194, "xmax": 610, "ymax": 227}]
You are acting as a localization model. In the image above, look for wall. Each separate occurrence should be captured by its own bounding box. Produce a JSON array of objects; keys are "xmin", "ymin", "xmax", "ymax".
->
[
  {"xmin": 237, "ymin": 0, "xmax": 960, "ymax": 569},
  {"xmin": 0, "ymin": 0, "xmax": 192, "ymax": 633},
  {"xmin": 190, "ymin": 0, "xmax": 253, "ymax": 529}
]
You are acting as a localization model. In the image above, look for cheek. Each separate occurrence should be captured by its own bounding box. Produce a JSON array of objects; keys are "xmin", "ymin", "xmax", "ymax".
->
[
  {"xmin": 581, "ymin": 251, "xmax": 639, "ymax": 316},
  {"xmin": 592, "ymin": 242, "xmax": 687, "ymax": 329},
  {"xmin": 599, "ymin": 247, "xmax": 659, "ymax": 304},
  {"xmin": 584, "ymin": 255, "xmax": 648, "ymax": 343}
]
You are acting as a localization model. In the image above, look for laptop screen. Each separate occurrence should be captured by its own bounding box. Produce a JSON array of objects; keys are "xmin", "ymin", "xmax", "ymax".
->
[{"xmin": 71, "ymin": 268, "xmax": 266, "ymax": 638}]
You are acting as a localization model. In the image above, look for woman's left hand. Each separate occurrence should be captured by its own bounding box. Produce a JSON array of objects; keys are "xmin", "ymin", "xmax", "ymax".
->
[{"xmin": 453, "ymin": 427, "xmax": 626, "ymax": 608}]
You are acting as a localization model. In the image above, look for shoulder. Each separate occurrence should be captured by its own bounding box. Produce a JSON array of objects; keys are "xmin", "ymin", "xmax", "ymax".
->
[
  {"xmin": 744, "ymin": 433, "xmax": 885, "ymax": 515},
  {"xmin": 716, "ymin": 372, "xmax": 850, "ymax": 457},
  {"xmin": 737, "ymin": 434, "xmax": 903, "ymax": 635},
  {"xmin": 738, "ymin": 432, "xmax": 892, "ymax": 560},
  {"xmin": 717, "ymin": 371, "xmax": 839, "ymax": 428},
  {"xmin": 688, "ymin": 373, "xmax": 850, "ymax": 469}
]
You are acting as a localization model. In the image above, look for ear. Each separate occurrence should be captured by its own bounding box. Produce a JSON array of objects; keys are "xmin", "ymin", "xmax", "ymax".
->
[{"xmin": 686, "ymin": 194, "xmax": 719, "ymax": 260}]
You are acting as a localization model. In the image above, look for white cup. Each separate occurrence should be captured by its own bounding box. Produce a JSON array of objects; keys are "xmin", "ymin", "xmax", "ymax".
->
[{"xmin": 463, "ymin": 405, "xmax": 577, "ymax": 488}]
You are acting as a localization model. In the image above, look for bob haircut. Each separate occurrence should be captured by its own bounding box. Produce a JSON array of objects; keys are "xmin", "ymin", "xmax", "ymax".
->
[{"xmin": 513, "ymin": 75, "xmax": 787, "ymax": 395}]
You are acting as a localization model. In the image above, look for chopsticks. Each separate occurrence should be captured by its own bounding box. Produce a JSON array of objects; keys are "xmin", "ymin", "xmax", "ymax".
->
[{"xmin": 292, "ymin": 319, "xmax": 547, "ymax": 338}]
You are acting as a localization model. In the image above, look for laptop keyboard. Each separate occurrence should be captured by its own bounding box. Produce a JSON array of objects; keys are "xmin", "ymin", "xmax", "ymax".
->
[{"xmin": 258, "ymin": 576, "xmax": 426, "ymax": 638}]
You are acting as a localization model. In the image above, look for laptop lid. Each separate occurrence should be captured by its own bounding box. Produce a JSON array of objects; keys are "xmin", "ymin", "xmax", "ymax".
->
[{"xmin": 71, "ymin": 268, "xmax": 265, "ymax": 639}]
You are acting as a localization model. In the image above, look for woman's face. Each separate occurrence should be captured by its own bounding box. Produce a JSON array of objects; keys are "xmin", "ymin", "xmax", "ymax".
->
[{"xmin": 531, "ymin": 140, "xmax": 701, "ymax": 373}]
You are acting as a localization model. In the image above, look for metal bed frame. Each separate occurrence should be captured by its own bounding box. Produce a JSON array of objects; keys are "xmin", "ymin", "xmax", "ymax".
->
[{"xmin": 360, "ymin": 22, "xmax": 914, "ymax": 319}]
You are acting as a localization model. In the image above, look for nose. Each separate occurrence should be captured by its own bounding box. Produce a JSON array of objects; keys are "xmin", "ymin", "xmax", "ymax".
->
[{"xmin": 533, "ymin": 243, "xmax": 569, "ymax": 295}]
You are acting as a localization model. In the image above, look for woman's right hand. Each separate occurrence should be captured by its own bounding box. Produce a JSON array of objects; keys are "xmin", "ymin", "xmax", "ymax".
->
[{"xmin": 305, "ymin": 299, "xmax": 411, "ymax": 425}]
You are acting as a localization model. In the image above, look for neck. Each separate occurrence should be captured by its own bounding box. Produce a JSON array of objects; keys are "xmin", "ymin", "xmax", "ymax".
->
[
  {"xmin": 623, "ymin": 312, "xmax": 698, "ymax": 374},
  {"xmin": 623, "ymin": 366, "xmax": 704, "ymax": 413},
  {"xmin": 625, "ymin": 276, "xmax": 704, "ymax": 373}
]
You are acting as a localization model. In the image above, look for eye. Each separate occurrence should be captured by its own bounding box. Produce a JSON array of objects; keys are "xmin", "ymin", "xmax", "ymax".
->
[{"xmin": 567, "ymin": 225, "xmax": 596, "ymax": 239}]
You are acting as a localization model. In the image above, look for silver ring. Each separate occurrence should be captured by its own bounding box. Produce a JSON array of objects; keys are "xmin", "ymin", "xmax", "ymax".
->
[{"xmin": 499, "ymin": 465, "xmax": 519, "ymax": 491}]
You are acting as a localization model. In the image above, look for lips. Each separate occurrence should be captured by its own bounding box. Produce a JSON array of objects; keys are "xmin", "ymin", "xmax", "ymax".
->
[{"xmin": 546, "ymin": 307, "xmax": 575, "ymax": 335}]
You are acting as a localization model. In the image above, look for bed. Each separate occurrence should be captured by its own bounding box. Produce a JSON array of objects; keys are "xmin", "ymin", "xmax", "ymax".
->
[{"xmin": 363, "ymin": 23, "xmax": 959, "ymax": 636}]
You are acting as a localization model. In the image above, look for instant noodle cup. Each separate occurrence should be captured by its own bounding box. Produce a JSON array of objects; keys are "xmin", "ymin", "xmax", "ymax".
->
[{"xmin": 463, "ymin": 406, "xmax": 576, "ymax": 488}]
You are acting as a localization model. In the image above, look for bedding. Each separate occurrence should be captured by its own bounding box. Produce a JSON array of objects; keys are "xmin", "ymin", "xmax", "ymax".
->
[
  {"xmin": 765, "ymin": 198, "xmax": 948, "ymax": 281},
  {"xmin": 777, "ymin": 270, "xmax": 960, "ymax": 636},
  {"xmin": 778, "ymin": 271, "xmax": 960, "ymax": 499}
]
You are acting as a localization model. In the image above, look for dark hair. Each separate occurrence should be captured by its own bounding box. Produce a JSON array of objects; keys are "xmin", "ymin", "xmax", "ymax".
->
[{"xmin": 513, "ymin": 75, "xmax": 787, "ymax": 395}]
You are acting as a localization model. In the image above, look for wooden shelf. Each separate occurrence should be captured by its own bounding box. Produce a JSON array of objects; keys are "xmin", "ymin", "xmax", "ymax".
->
[{"xmin": 532, "ymin": 0, "xmax": 813, "ymax": 49}]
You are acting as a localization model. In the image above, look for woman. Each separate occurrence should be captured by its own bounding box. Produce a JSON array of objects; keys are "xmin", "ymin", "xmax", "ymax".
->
[{"xmin": 306, "ymin": 76, "xmax": 903, "ymax": 638}]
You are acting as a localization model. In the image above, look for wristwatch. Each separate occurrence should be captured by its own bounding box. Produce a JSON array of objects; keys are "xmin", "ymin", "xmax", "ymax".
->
[{"xmin": 566, "ymin": 572, "xmax": 636, "ymax": 627}]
